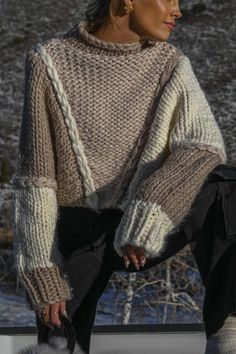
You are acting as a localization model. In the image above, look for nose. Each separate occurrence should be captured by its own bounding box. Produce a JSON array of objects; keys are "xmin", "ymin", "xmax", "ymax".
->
[{"xmin": 172, "ymin": 2, "xmax": 182, "ymax": 20}]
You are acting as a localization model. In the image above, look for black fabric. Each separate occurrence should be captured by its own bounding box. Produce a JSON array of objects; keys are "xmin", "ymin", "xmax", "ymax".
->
[
  {"xmin": 206, "ymin": 164, "xmax": 236, "ymax": 240},
  {"xmin": 56, "ymin": 206, "xmax": 124, "ymax": 258},
  {"xmin": 206, "ymin": 163, "xmax": 236, "ymax": 182},
  {"xmin": 214, "ymin": 181, "xmax": 236, "ymax": 240}
]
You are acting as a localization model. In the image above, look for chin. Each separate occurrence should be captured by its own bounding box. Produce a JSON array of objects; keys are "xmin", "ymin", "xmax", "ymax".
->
[{"xmin": 142, "ymin": 30, "xmax": 170, "ymax": 43}]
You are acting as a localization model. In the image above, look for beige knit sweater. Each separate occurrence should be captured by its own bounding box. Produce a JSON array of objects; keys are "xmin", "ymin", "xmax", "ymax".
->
[{"xmin": 13, "ymin": 19, "xmax": 227, "ymax": 311}]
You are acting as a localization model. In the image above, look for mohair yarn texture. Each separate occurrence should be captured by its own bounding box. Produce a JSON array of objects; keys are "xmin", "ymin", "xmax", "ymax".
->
[
  {"xmin": 17, "ymin": 336, "xmax": 85, "ymax": 354},
  {"xmin": 13, "ymin": 19, "xmax": 227, "ymax": 311}
]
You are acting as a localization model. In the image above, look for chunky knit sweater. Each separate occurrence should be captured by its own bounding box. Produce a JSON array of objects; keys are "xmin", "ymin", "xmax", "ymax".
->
[{"xmin": 13, "ymin": 19, "xmax": 227, "ymax": 311}]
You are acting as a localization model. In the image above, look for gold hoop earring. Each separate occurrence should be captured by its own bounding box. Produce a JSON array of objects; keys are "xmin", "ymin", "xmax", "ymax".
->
[{"xmin": 124, "ymin": 4, "xmax": 134, "ymax": 14}]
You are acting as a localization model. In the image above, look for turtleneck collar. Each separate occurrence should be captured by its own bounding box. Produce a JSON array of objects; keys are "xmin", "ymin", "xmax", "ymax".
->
[{"xmin": 66, "ymin": 20, "xmax": 163, "ymax": 56}]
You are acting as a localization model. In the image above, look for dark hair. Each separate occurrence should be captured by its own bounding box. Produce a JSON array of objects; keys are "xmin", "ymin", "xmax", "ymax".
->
[{"xmin": 84, "ymin": 0, "xmax": 115, "ymax": 33}]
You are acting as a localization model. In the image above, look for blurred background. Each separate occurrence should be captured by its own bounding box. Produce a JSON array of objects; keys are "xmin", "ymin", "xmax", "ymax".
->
[{"xmin": 0, "ymin": 0, "xmax": 235, "ymax": 327}]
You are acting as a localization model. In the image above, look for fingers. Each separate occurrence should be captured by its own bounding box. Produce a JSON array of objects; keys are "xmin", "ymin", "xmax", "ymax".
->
[
  {"xmin": 50, "ymin": 300, "xmax": 68, "ymax": 327},
  {"xmin": 37, "ymin": 300, "xmax": 68, "ymax": 329},
  {"xmin": 123, "ymin": 253, "xmax": 131, "ymax": 268},
  {"xmin": 135, "ymin": 247, "xmax": 147, "ymax": 268},
  {"xmin": 121, "ymin": 245, "xmax": 147, "ymax": 270},
  {"xmin": 50, "ymin": 302, "xmax": 62, "ymax": 327}
]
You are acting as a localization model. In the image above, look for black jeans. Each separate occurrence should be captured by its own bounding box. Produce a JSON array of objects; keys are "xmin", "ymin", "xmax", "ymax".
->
[{"xmin": 36, "ymin": 163, "xmax": 236, "ymax": 353}]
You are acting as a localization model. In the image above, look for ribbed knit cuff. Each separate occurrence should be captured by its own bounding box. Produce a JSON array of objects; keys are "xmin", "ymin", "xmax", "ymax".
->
[
  {"xmin": 113, "ymin": 199, "xmax": 175, "ymax": 258},
  {"xmin": 19, "ymin": 266, "xmax": 73, "ymax": 311}
]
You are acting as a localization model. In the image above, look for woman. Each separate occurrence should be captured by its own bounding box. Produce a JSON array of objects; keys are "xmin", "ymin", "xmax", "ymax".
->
[{"xmin": 13, "ymin": 0, "xmax": 236, "ymax": 353}]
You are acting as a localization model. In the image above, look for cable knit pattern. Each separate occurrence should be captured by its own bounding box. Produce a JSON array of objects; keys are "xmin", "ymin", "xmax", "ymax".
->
[
  {"xmin": 13, "ymin": 19, "xmax": 227, "ymax": 308},
  {"xmin": 12, "ymin": 176, "xmax": 57, "ymax": 190},
  {"xmin": 35, "ymin": 42, "xmax": 99, "ymax": 210}
]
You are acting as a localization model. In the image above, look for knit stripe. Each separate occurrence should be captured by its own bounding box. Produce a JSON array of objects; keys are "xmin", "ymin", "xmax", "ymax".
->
[
  {"xmin": 13, "ymin": 186, "xmax": 61, "ymax": 271},
  {"xmin": 35, "ymin": 43, "xmax": 99, "ymax": 210}
]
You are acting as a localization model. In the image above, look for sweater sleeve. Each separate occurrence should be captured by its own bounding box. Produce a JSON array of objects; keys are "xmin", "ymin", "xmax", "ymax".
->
[
  {"xmin": 113, "ymin": 55, "xmax": 227, "ymax": 259},
  {"xmin": 12, "ymin": 47, "xmax": 73, "ymax": 311}
]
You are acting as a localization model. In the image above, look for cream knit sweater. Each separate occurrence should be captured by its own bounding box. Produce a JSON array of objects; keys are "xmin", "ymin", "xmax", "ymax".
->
[{"xmin": 13, "ymin": 19, "xmax": 227, "ymax": 311}]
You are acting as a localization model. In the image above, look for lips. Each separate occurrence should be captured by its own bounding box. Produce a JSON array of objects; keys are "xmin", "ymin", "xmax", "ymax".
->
[{"xmin": 164, "ymin": 22, "xmax": 176, "ymax": 27}]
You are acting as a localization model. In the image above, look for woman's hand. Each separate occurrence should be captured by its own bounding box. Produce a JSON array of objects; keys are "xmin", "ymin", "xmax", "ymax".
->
[
  {"xmin": 121, "ymin": 244, "xmax": 147, "ymax": 270},
  {"xmin": 36, "ymin": 300, "xmax": 68, "ymax": 329}
]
